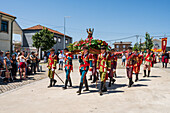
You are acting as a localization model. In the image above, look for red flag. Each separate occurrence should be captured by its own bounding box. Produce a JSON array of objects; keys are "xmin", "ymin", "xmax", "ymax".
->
[{"xmin": 162, "ymin": 38, "xmax": 167, "ymax": 53}]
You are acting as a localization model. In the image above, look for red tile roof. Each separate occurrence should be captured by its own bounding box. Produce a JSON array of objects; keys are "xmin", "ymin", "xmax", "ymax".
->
[
  {"xmin": 0, "ymin": 11, "xmax": 16, "ymax": 18},
  {"xmin": 24, "ymin": 25, "xmax": 71, "ymax": 38}
]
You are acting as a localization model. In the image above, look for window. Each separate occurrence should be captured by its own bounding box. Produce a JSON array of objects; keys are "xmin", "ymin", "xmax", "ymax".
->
[
  {"xmin": 54, "ymin": 37, "xmax": 57, "ymax": 42},
  {"xmin": 65, "ymin": 39, "xmax": 68, "ymax": 44},
  {"xmin": 123, "ymin": 45, "xmax": 126, "ymax": 48},
  {"xmin": 1, "ymin": 20, "xmax": 8, "ymax": 32},
  {"xmin": 58, "ymin": 37, "xmax": 61, "ymax": 43},
  {"xmin": 116, "ymin": 45, "xmax": 119, "ymax": 48}
]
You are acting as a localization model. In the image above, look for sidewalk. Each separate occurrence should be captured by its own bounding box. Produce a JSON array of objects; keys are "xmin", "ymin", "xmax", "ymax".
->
[{"xmin": 0, "ymin": 60, "xmax": 170, "ymax": 113}]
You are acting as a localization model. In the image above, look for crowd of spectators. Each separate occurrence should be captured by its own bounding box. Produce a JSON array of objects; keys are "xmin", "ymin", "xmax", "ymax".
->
[{"xmin": 0, "ymin": 50, "xmax": 40, "ymax": 83}]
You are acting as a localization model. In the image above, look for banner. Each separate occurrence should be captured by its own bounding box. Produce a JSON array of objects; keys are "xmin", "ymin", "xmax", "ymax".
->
[
  {"xmin": 161, "ymin": 37, "xmax": 167, "ymax": 53},
  {"xmin": 152, "ymin": 39, "xmax": 162, "ymax": 52}
]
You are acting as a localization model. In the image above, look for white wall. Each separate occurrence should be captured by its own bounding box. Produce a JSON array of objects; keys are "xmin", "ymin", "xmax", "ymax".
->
[{"xmin": 0, "ymin": 15, "xmax": 13, "ymax": 52}]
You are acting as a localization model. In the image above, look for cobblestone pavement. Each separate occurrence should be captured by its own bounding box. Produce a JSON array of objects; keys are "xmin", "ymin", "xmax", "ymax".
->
[{"xmin": 0, "ymin": 63, "xmax": 64, "ymax": 94}]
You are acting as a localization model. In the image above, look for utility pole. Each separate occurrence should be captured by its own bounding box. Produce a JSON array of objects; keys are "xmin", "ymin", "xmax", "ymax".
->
[
  {"xmin": 136, "ymin": 35, "xmax": 139, "ymax": 44},
  {"xmin": 139, "ymin": 38, "xmax": 142, "ymax": 52}
]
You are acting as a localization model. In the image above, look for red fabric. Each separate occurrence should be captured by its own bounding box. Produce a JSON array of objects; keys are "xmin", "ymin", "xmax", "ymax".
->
[
  {"xmin": 20, "ymin": 62, "xmax": 25, "ymax": 68},
  {"xmin": 145, "ymin": 53, "xmax": 152, "ymax": 67},
  {"xmin": 162, "ymin": 38, "xmax": 167, "ymax": 53},
  {"xmin": 126, "ymin": 53, "xmax": 134, "ymax": 67}
]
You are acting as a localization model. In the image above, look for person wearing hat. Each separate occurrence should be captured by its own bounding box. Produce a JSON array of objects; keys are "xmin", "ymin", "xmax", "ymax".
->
[
  {"xmin": 97, "ymin": 46, "xmax": 111, "ymax": 95},
  {"xmin": 62, "ymin": 48, "xmax": 73, "ymax": 90},
  {"xmin": 133, "ymin": 49, "xmax": 140, "ymax": 82},
  {"xmin": 47, "ymin": 48, "xmax": 57, "ymax": 88},
  {"xmin": 76, "ymin": 46, "xmax": 93, "ymax": 95},
  {"xmin": 108, "ymin": 48, "xmax": 117, "ymax": 87},
  {"xmin": 126, "ymin": 47, "xmax": 135, "ymax": 87},
  {"xmin": 143, "ymin": 48, "xmax": 152, "ymax": 77}
]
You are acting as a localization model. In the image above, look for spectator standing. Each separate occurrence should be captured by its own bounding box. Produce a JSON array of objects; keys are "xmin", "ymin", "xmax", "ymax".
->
[
  {"xmin": 0, "ymin": 50, "xmax": 4, "ymax": 69},
  {"xmin": 26, "ymin": 53, "xmax": 31, "ymax": 75},
  {"xmin": 58, "ymin": 51, "xmax": 64, "ymax": 70},
  {"xmin": 0, "ymin": 50, "xmax": 4, "ymax": 77},
  {"xmin": 122, "ymin": 51, "xmax": 126, "ymax": 66},
  {"xmin": 18, "ymin": 51, "xmax": 27, "ymax": 80},
  {"xmin": 36, "ymin": 53, "xmax": 40, "ymax": 72},
  {"xmin": 4, "ymin": 52, "xmax": 13, "ymax": 82},
  {"xmin": 11, "ymin": 54, "xmax": 17, "ymax": 80},
  {"xmin": 30, "ymin": 52, "xmax": 36, "ymax": 74}
]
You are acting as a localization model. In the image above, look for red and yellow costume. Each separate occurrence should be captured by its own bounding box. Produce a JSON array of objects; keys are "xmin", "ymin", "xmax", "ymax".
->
[
  {"xmin": 133, "ymin": 53, "xmax": 140, "ymax": 74},
  {"xmin": 97, "ymin": 53, "xmax": 111, "ymax": 82},
  {"xmin": 47, "ymin": 54, "xmax": 57, "ymax": 79}
]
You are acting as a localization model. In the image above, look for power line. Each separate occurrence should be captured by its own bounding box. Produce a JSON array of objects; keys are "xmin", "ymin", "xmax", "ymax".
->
[{"xmin": 105, "ymin": 35, "xmax": 136, "ymax": 42}]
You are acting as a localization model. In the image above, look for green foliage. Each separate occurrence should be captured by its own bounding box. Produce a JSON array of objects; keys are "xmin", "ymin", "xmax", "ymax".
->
[
  {"xmin": 133, "ymin": 42, "xmax": 144, "ymax": 51},
  {"xmin": 32, "ymin": 28, "xmax": 56, "ymax": 51},
  {"xmin": 144, "ymin": 32, "xmax": 153, "ymax": 50}
]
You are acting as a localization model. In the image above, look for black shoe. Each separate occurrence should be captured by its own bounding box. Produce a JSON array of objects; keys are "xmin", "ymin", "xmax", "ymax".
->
[
  {"xmin": 88, "ymin": 75, "xmax": 92, "ymax": 80},
  {"xmin": 99, "ymin": 82, "xmax": 104, "ymax": 95},
  {"xmin": 63, "ymin": 80, "xmax": 68, "ymax": 90},
  {"xmin": 112, "ymin": 79, "xmax": 116, "ymax": 84},
  {"xmin": 143, "ymin": 70, "xmax": 147, "ymax": 77},
  {"xmin": 48, "ymin": 79, "xmax": 53, "ymax": 88},
  {"xmin": 135, "ymin": 74, "xmax": 138, "ymax": 82},
  {"xmin": 108, "ymin": 82, "xmax": 111, "ymax": 87},
  {"xmin": 77, "ymin": 83, "xmax": 83, "ymax": 95},
  {"xmin": 102, "ymin": 87, "xmax": 107, "ymax": 92},
  {"xmin": 69, "ymin": 79, "xmax": 72, "ymax": 87},
  {"xmin": 53, "ymin": 79, "xmax": 57, "ymax": 86},
  {"xmin": 114, "ymin": 73, "xmax": 117, "ymax": 78},
  {"xmin": 128, "ymin": 78, "xmax": 134, "ymax": 88},
  {"xmin": 108, "ymin": 78, "xmax": 111, "ymax": 87},
  {"xmin": 91, "ymin": 75, "xmax": 96, "ymax": 83},
  {"xmin": 99, "ymin": 90, "xmax": 103, "ymax": 96},
  {"xmin": 83, "ymin": 79, "xmax": 89, "ymax": 91},
  {"xmin": 147, "ymin": 70, "xmax": 150, "ymax": 77}
]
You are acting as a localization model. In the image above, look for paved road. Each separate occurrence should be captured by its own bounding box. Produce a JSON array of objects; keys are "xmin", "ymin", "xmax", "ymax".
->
[{"xmin": 0, "ymin": 60, "xmax": 170, "ymax": 113}]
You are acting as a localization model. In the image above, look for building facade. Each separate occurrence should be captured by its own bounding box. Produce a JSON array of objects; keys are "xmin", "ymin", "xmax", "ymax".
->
[
  {"xmin": 113, "ymin": 41, "xmax": 132, "ymax": 52},
  {"xmin": 0, "ymin": 11, "xmax": 22, "ymax": 53},
  {"xmin": 22, "ymin": 25, "xmax": 72, "ymax": 53}
]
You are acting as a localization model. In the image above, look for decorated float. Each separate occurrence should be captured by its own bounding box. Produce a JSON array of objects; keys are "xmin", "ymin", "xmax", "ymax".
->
[{"xmin": 67, "ymin": 28, "xmax": 111, "ymax": 54}]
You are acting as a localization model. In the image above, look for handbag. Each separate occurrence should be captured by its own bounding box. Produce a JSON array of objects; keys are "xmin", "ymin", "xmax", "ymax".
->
[{"xmin": 5, "ymin": 71, "xmax": 10, "ymax": 78}]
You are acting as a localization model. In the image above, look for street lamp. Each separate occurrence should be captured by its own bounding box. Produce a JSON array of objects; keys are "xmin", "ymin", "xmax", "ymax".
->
[{"xmin": 64, "ymin": 16, "xmax": 70, "ymax": 49}]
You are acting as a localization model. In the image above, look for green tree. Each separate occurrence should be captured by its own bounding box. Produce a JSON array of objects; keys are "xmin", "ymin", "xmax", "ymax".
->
[
  {"xmin": 133, "ymin": 42, "xmax": 144, "ymax": 51},
  {"xmin": 32, "ymin": 27, "xmax": 56, "ymax": 52},
  {"xmin": 145, "ymin": 32, "xmax": 153, "ymax": 50}
]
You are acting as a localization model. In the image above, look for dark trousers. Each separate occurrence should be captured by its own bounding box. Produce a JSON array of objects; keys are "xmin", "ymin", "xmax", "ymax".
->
[
  {"xmin": 31, "ymin": 63, "xmax": 36, "ymax": 74},
  {"xmin": 162, "ymin": 62, "xmax": 167, "ymax": 68}
]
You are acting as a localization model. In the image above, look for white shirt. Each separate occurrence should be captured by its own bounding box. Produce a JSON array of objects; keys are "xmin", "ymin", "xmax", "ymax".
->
[
  {"xmin": 20, "ymin": 56, "xmax": 25, "ymax": 62},
  {"xmin": 59, "ymin": 53, "xmax": 64, "ymax": 62}
]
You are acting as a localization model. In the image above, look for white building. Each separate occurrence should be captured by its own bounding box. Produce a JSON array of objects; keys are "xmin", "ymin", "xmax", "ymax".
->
[{"xmin": 0, "ymin": 11, "xmax": 22, "ymax": 53}]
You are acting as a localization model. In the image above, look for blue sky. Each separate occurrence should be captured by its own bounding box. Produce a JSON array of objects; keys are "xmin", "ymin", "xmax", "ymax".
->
[{"xmin": 1, "ymin": 0, "xmax": 170, "ymax": 46}]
